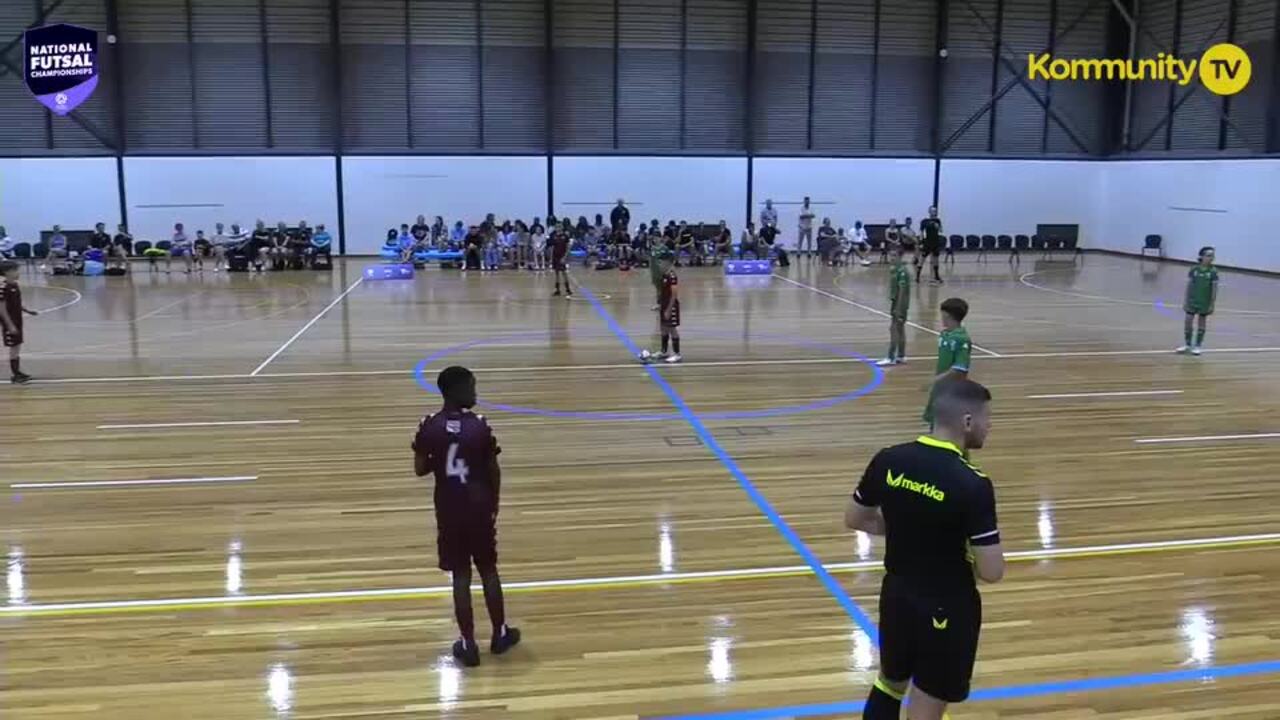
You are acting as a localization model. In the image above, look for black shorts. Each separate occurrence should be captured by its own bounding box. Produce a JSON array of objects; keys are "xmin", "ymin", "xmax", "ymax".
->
[
  {"xmin": 437, "ymin": 513, "xmax": 498, "ymax": 572},
  {"xmin": 921, "ymin": 240, "xmax": 942, "ymax": 258},
  {"xmin": 3, "ymin": 328, "xmax": 22, "ymax": 348},
  {"xmin": 878, "ymin": 573, "xmax": 981, "ymax": 703},
  {"xmin": 552, "ymin": 254, "xmax": 567, "ymax": 271}
]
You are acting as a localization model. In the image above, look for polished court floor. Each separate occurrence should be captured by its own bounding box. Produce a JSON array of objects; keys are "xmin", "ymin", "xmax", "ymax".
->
[{"xmin": 2, "ymin": 254, "xmax": 1279, "ymax": 719}]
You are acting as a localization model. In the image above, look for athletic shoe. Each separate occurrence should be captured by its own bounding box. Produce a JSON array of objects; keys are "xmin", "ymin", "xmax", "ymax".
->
[
  {"xmin": 565, "ymin": 290, "xmax": 574, "ymax": 298},
  {"xmin": 895, "ymin": 356, "xmax": 907, "ymax": 365},
  {"xmin": 1191, "ymin": 346, "xmax": 1203, "ymax": 356},
  {"xmin": 665, "ymin": 354, "xmax": 682, "ymax": 364},
  {"xmin": 929, "ymin": 278, "xmax": 943, "ymax": 285},
  {"xmin": 651, "ymin": 304, "xmax": 660, "ymax": 311},
  {"xmin": 1175, "ymin": 345, "xmax": 1190, "ymax": 354},
  {"xmin": 552, "ymin": 289, "xmax": 561, "ymax": 297},
  {"xmin": 491, "ymin": 625, "xmax": 521, "ymax": 655},
  {"xmin": 860, "ymin": 259, "xmax": 872, "ymax": 266},
  {"xmin": 452, "ymin": 638, "xmax": 481, "ymax": 667},
  {"xmin": 653, "ymin": 352, "xmax": 669, "ymax": 360},
  {"xmin": 11, "ymin": 373, "xmax": 31, "ymax": 385},
  {"xmin": 875, "ymin": 358, "xmax": 895, "ymax": 367}
]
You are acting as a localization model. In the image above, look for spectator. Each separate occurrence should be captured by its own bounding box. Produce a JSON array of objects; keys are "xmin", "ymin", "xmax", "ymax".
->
[
  {"xmin": 170, "ymin": 222, "xmax": 193, "ymax": 274},
  {"xmin": 105, "ymin": 224, "xmax": 131, "ymax": 271},
  {"xmin": 885, "ymin": 218, "xmax": 901, "ymax": 248},
  {"xmin": 797, "ymin": 196, "xmax": 815, "ymax": 256},
  {"xmin": 397, "ymin": 223, "xmax": 415, "ymax": 263},
  {"xmin": 411, "ymin": 215, "xmax": 430, "ymax": 245},
  {"xmin": 483, "ymin": 223, "xmax": 501, "ymax": 271},
  {"xmin": 464, "ymin": 225, "xmax": 483, "ymax": 271},
  {"xmin": 193, "ymin": 230, "xmax": 208, "ymax": 272},
  {"xmin": 610, "ymin": 222, "xmax": 631, "ymax": 264},
  {"xmin": 740, "ymin": 221, "xmax": 759, "ymax": 259},
  {"xmin": 89, "ymin": 222, "xmax": 111, "ymax": 251},
  {"xmin": 250, "ymin": 221, "xmax": 272, "ymax": 271},
  {"xmin": 431, "ymin": 216, "xmax": 447, "ymax": 247},
  {"xmin": 818, "ymin": 217, "xmax": 838, "ymax": 265},
  {"xmin": 290, "ymin": 221, "xmax": 313, "ymax": 267},
  {"xmin": 761, "ymin": 199, "xmax": 778, "ymax": 230},
  {"xmin": 310, "ymin": 223, "xmax": 332, "ymax": 265},
  {"xmin": 450, "ymin": 221, "xmax": 466, "ymax": 248},
  {"xmin": 676, "ymin": 222, "xmax": 698, "ymax": 265},
  {"xmin": 45, "ymin": 225, "xmax": 69, "ymax": 273},
  {"xmin": 850, "ymin": 220, "xmax": 871, "ymax": 266},
  {"xmin": 500, "ymin": 221, "xmax": 517, "ymax": 267},
  {"xmin": 711, "ymin": 220, "xmax": 732, "ymax": 264},
  {"xmin": 0, "ymin": 226, "xmax": 13, "ymax": 260},
  {"xmin": 515, "ymin": 220, "xmax": 532, "ymax": 269},
  {"xmin": 530, "ymin": 220, "xmax": 547, "ymax": 271},
  {"xmin": 610, "ymin": 198, "xmax": 630, "ymax": 233}
]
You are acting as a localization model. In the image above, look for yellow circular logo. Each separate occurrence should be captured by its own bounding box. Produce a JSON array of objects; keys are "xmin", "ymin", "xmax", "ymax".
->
[{"xmin": 1199, "ymin": 43, "xmax": 1251, "ymax": 95}]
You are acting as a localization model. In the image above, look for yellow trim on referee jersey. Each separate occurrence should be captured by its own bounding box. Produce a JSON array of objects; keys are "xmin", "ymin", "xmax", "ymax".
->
[{"xmin": 915, "ymin": 435, "xmax": 962, "ymax": 455}]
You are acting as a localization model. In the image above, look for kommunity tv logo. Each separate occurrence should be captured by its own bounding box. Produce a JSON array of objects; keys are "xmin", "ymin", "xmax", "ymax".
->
[{"xmin": 1027, "ymin": 43, "xmax": 1251, "ymax": 96}]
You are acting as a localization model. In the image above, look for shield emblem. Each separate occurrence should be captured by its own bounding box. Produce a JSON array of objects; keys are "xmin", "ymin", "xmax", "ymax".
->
[{"xmin": 23, "ymin": 23, "xmax": 99, "ymax": 116}]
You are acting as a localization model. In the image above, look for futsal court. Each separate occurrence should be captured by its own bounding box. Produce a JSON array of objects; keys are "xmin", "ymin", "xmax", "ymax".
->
[{"xmin": 3, "ymin": 253, "xmax": 1279, "ymax": 719}]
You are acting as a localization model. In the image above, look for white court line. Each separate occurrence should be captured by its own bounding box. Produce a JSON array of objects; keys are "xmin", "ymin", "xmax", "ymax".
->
[
  {"xmin": 31, "ymin": 286, "xmax": 82, "ymax": 313},
  {"xmin": 11, "ymin": 475, "xmax": 257, "ymax": 489},
  {"xmin": 96, "ymin": 419, "xmax": 300, "ymax": 430},
  {"xmin": 1134, "ymin": 432, "xmax": 1280, "ymax": 445},
  {"xmin": 773, "ymin": 274, "xmax": 1003, "ymax": 357},
  {"xmin": 17, "ymin": 345, "xmax": 1280, "ymax": 386},
  {"xmin": 250, "ymin": 277, "xmax": 364, "ymax": 376},
  {"xmin": 2, "ymin": 531, "xmax": 1277, "ymax": 616},
  {"xmin": 1019, "ymin": 269, "xmax": 1280, "ymax": 316},
  {"xmin": 1027, "ymin": 390, "xmax": 1184, "ymax": 399}
]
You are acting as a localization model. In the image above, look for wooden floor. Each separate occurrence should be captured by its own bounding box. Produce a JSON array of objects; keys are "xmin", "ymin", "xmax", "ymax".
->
[{"xmin": 2, "ymin": 254, "xmax": 1279, "ymax": 719}]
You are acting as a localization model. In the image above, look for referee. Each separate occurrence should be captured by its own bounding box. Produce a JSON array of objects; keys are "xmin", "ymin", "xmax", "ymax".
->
[{"xmin": 845, "ymin": 379, "xmax": 1005, "ymax": 720}]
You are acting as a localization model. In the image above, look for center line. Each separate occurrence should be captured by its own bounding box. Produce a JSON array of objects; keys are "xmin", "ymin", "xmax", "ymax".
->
[
  {"xmin": 96, "ymin": 420, "xmax": 300, "ymax": 430},
  {"xmin": 773, "ymin": 274, "xmax": 1002, "ymax": 357}
]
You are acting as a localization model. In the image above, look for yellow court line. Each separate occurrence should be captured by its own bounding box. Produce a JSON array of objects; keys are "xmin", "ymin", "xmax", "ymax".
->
[{"xmin": 3, "ymin": 534, "xmax": 1276, "ymax": 619}]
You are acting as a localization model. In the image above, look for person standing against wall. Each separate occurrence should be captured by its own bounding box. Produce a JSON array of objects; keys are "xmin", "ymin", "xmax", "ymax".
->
[{"xmin": 797, "ymin": 197, "xmax": 815, "ymax": 257}]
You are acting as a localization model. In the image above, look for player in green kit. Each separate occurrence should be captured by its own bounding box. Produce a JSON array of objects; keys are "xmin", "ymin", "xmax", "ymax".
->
[
  {"xmin": 1177, "ymin": 246, "xmax": 1219, "ymax": 356},
  {"xmin": 877, "ymin": 243, "xmax": 911, "ymax": 367},
  {"xmin": 923, "ymin": 298, "xmax": 972, "ymax": 429}
]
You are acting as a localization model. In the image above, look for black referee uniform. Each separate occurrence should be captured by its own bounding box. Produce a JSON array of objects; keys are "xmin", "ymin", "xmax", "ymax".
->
[{"xmin": 853, "ymin": 435, "xmax": 999, "ymax": 704}]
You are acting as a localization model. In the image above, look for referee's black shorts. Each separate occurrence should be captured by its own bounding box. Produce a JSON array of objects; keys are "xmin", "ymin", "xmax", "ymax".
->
[
  {"xmin": 878, "ymin": 572, "xmax": 982, "ymax": 703},
  {"xmin": 921, "ymin": 240, "xmax": 942, "ymax": 258}
]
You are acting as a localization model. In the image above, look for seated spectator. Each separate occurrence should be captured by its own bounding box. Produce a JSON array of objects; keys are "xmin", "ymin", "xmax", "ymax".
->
[
  {"xmin": 397, "ymin": 223, "xmax": 415, "ymax": 263},
  {"xmin": 711, "ymin": 221, "xmax": 732, "ymax": 264},
  {"xmin": 310, "ymin": 223, "xmax": 332, "ymax": 265},
  {"xmin": 45, "ymin": 225, "xmax": 69, "ymax": 272},
  {"xmin": 169, "ymin": 222, "xmax": 194, "ymax": 274},
  {"xmin": 411, "ymin": 215, "xmax": 430, "ymax": 246},
  {"xmin": 289, "ymin": 221, "xmax": 312, "ymax": 267},
  {"xmin": 449, "ymin": 221, "xmax": 466, "ymax": 249},
  {"xmin": 740, "ymin": 222, "xmax": 759, "ymax": 259},
  {"xmin": 105, "ymin": 224, "xmax": 130, "ymax": 271},
  {"xmin": 89, "ymin": 222, "xmax": 111, "ymax": 251},
  {"xmin": 849, "ymin": 220, "xmax": 872, "ymax": 266},
  {"xmin": 483, "ymin": 223, "xmax": 502, "ymax": 271},
  {"xmin": 251, "ymin": 220, "xmax": 272, "ymax": 271},
  {"xmin": 630, "ymin": 223, "xmax": 649, "ymax": 266},
  {"xmin": 818, "ymin": 218, "xmax": 839, "ymax": 265},
  {"xmin": 530, "ymin": 220, "xmax": 547, "ymax": 270},
  {"xmin": 431, "ymin": 216, "xmax": 447, "ymax": 248},
  {"xmin": 0, "ymin": 226, "xmax": 15, "ymax": 260},
  {"xmin": 676, "ymin": 222, "xmax": 698, "ymax": 265},
  {"xmin": 515, "ymin": 220, "xmax": 532, "ymax": 269},
  {"xmin": 610, "ymin": 224, "xmax": 631, "ymax": 264},
  {"xmin": 269, "ymin": 222, "xmax": 291, "ymax": 270},
  {"xmin": 499, "ymin": 221, "xmax": 517, "ymax": 267},
  {"xmin": 464, "ymin": 225, "xmax": 483, "ymax": 271}
]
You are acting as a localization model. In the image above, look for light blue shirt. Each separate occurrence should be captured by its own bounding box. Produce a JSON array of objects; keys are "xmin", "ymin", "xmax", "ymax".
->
[{"xmin": 311, "ymin": 231, "xmax": 332, "ymax": 249}]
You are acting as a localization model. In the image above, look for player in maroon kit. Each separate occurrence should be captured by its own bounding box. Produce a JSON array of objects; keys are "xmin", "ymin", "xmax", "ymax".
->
[
  {"xmin": 0, "ymin": 261, "xmax": 38, "ymax": 384},
  {"xmin": 413, "ymin": 366, "xmax": 520, "ymax": 667},
  {"xmin": 550, "ymin": 224, "xmax": 572, "ymax": 298},
  {"xmin": 657, "ymin": 264, "xmax": 682, "ymax": 363}
]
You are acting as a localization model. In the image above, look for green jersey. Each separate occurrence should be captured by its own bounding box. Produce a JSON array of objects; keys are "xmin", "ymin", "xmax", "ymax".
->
[
  {"xmin": 935, "ymin": 326, "xmax": 972, "ymax": 375},
  {"xmin": 889, "ymin": 261, "xmax": 911, "ymax": 316},
  {"xmin": 1185, "ymin": 265, "xmax": 1218, "ymax": 314}
]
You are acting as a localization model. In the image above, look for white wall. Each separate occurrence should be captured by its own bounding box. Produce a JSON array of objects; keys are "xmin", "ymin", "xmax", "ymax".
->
[
  {"xmin": 939, "ymin": 159, "xmax": 1103, "ymax": 242},
  {"xmin": 343, "ymin": 156, "xmax": 547, "ymax": 254},
  {"xmin": 553, "ymin": 157, "xmax": 747, "ymax": 230},
  {"xmin": 124, "ymin": 157, "xmax": 339, "ymax": 245},
  {"xmin": 751, "ymin": 158, "xmax": 934, "ymax": 245},
  {"xmin": 0, "ymin": 158, "xmax": 121, "ymax": 243},
  {"xmin": 1099, "ymin": 159, "xmax": 1280, "ymax": 273}
]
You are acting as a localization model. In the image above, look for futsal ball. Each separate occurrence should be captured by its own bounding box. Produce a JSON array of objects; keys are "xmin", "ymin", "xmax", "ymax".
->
[{"xmin": 639, "ymin": 349, "xmax": 652, "ymax": 361}]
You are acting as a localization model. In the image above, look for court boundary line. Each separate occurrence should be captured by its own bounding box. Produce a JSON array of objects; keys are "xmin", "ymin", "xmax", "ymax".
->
[
  {"xmin": 572, "ymin": 279, "xmax": 882, "ymax": 641},
  {"xmin": 1135, "ymin": 432, "xmax": 1280, "ymax": 444},
  {"xmin": 29, "ymin": 285, "xmax": 83, "ymax": 313},
  {"xmin": 1019, "ymin": 269, "xmax": 1280, "ymax": 316},
  {"xmin": 1027, "ymin": 389, "xmax": 1183, "ymax": 399},
  {"xmin": 250, "ymin": 277, "xmax": 364, "ymax": 376},
  {"xmin": 656, "ymin": 658, "xmax": 1280, "ymax": 719},
  {"xmin": 1, "ymin": 532, "xmax": 1275, "ymax": 617},
  {"xmin": 772, "ymin": 273, "xmax": 1003, "ymax": 357},
  {"xmin": 96, "ymin": 419, "xmax": 300, "ymax": 430},
  {"xmin": 17, "ymin": 344, "xmax": 1280, "ymax": 387},
  {"xmin": 10, "ymin": 475, "xmax": 258, "ymax": 490}
]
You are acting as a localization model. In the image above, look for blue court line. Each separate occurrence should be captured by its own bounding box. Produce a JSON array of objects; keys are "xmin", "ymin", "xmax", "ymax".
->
[
  {"xmin": 657, "ymin": 658, "xmax": 1280, "ymax": 719},
  {"xmin": 573, "ymin": 282, "xmax": 880, "ymax": 642}
]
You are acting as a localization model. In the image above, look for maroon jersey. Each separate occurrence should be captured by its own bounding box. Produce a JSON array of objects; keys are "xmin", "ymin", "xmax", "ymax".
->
[
  {"xmin": 659, "ymin": 270, "xmax": 680, "ymax": 326},
  {"xmin": 1, "ymin": 282, "xmax": 21, "ymax": 333},
  {"xmin": 550, "ymin": 231, "xmax": 569, "ymax": 260},
  {"xmin": 412, "ymin": 409, "xmax": 501, "ymax": 521}
]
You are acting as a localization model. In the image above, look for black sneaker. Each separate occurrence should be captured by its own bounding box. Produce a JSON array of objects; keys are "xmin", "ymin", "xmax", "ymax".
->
[
  {"xmin": 552, "ymin": 289, "xmax": 561, "ymax": 297},
  {"xmin": 491, "ymin": 626, "xmax": 521, "ymax": 655},
  {"xmin": 11, "ymin": 373, "xmax": 31, "ymax": 385},
  {"xmin": 452, "ymin": 638, "xmax": 481, "ymax": 667},
  {"xmin": 565, "ymin": 289, "xmax": 574, "ymax": 298}
]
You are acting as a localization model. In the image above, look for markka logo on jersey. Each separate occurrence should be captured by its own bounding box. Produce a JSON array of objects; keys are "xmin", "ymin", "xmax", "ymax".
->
[{"xmin": 23, "ymin": 23, "xmax": 99, "ymax": 116}]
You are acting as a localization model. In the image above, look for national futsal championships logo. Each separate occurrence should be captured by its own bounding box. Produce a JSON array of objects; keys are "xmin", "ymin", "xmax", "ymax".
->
[
  {"xmin": 1027, "ymin": 43, "xmax": 1251, "ymax": 96},
  {"xmin": 23, "ymin": 23, "xmax": 100, "ymax": 115}
]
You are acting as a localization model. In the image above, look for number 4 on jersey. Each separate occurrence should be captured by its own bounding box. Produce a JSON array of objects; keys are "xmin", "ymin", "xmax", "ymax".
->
[{"xmin": 446, "ymin": 442, "xmax": 470, "ymax": 484}]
